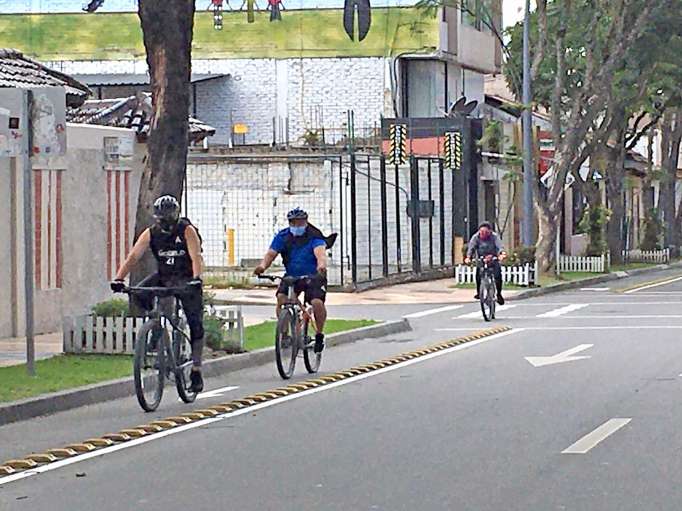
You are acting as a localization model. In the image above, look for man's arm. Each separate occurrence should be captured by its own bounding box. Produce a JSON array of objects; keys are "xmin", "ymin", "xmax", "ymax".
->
[
  {"xmin": 255, "ymin": 249, "xmax": 279, "ymax": 275},
  {"xmin": 185, "ymin": 226, "xmax": 203, "ymax": 279},
  {"xmin": 465, "ymin": 234, "xmax": 478, "ymax": 260},
  {"xmin": 313, "ymin": 244, "xmax": 327, "ymax": 274},
  {"xmin": 495, "ymin": 234, "xmax": 507, "ymax": 260},
  {"xmin": 114, "ymin": 229, "xmax": 151, "ymax": 280}
]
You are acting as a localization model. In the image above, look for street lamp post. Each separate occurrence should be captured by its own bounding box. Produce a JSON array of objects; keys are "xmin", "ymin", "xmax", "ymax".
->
[{"xmin": 522, "ymin": 0, "xmax": 534, "ymax": 246}]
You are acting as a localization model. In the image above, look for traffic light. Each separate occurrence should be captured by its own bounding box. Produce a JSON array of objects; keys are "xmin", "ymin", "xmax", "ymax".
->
[
  {"xmin": 444, "ymin": 131, "xmax": 462, "ymax": 170},
  {"xmin": 388, "ymin": 124, "xmax": 407, "ymax": 165}
]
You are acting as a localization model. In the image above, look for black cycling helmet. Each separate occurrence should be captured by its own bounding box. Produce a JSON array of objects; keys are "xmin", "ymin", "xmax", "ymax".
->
[
  {"xmin": 153, "ymin": 195, "xmax": 180, "ymax": 232},
  {"xmin": 287, "ymin": 207, "xmax": 308, "ymax": 221}
]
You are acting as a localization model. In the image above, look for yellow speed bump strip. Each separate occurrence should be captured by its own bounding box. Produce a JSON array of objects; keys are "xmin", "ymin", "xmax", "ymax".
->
[{"xmin": 0, "ymin": 326, "xmax": 510, "ymax": 480}]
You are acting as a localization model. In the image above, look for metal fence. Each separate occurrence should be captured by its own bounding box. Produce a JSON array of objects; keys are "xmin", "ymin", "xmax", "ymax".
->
[{"xmin": 185, "ymin": 153, "xmax": 459, "ymax": 288}]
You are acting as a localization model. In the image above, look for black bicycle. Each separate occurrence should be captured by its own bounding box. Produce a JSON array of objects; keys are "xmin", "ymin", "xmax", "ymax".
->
[
  {"xmin": 476, "ymin": 256, "xmax": 498, "ymax": 322},
  {"xmin": 258, "ymin": 274, "xmax": 321, "ymax": 379},
  {"xmin": 118, "ymin": 285, "xmax": 198, "ymax": 412}
]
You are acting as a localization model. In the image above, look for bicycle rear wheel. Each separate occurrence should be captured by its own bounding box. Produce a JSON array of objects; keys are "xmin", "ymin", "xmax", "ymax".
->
[
  {"xmin": 133, "ymin": 321, "xmax": 166, "ymax": 412},
  {"xmin": 480, "ymin": 276, "xmax": 494, "ymax": 322},
  {"xmin": 303, "ymin": 315, "xmax": 322, "ymax": 374},
  {"xmin": 173, "ymin": 323, "xmax": 198, "ymax": 403},
  {"xmin": 275, "ymin": 309, "xmax": 298, "ymax": 379}
]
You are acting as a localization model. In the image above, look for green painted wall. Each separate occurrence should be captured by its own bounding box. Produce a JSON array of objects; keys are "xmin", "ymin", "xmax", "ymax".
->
[{"xmin": 0, "ymin": 8, "xmax": 438, "ymax": 61}]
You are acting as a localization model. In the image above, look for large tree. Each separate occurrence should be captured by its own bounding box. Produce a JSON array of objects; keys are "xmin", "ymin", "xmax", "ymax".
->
[
  {"xmin": 506, "ymin": 0, "xmax": 671, "ymax": 271},
  {"xmin": 87, "ymin": 0, "xmax": 196, "ymax": 280}
]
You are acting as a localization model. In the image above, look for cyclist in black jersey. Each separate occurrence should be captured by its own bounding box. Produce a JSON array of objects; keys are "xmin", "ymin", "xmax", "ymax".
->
[{"xmin": 111, "ymin": 195, "xmax": 205, "ymax": 393}]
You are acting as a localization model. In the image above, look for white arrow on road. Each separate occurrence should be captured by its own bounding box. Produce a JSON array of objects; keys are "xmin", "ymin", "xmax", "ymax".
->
[
  {"xmin": 198, "ymin": 385, "xmax": 239, "ymax": 400},
  {"xmin": 525, "ymin": 344, "xmax": 593, "ymax": 367},
  {"xmin": 178, "ymin": 385, "xmax": 239, "ymax": 402}
]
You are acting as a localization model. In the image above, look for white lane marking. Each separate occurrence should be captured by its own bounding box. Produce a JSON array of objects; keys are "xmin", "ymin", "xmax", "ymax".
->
[
  {"xmin": 562, "ymin": 418, "xmax": 632, "ymax": 454},
  {"xmin": 456, "ymin": 304, "xmax": 517, "ymax": 319},
  {"xmin": 197, "ymin": 385, "xmax": 239, "ymax": 400},
  {"xmin": 525, "ymin": 344, "xmax": 593, "ymax": 367},
  {"xmin": 580, "ymin": 288, "xmax": 610, "ymax": 291},
  {"xmin": 0, "ymin": 329, "xmax": 521, "ymax": 486},
  {"xmin": 436, "ymin": 326, "xmax": 682, "ymax": 331},
  {"xmin": 476, "ymin": 315, "xmax": 682, "ymax": 320},
  {"xmin": 403, "ymin": 305, "xmax": 463, "ymax": 319},
  {"xmin": 624, "ymin": 276, "xmax": 682, "ymax": 294},
  {"xmin": 537, "ymin": 304, "xmax": 589, "ymax": 318}
]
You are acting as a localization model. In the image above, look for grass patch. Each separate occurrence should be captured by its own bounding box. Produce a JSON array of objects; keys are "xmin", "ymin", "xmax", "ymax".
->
[
  {"xmin": 609, "ymin": 262, "xmax": 658, "ymax": 272},
  {"xmin": 0, "ymin": 354, "xmax": 132, "ymax": 403},
  {"xmin": 244, "ymin": 318, "xmax": 378, "ymax": 351},
  {"xmin": 204, "ymin": 274, "xmax": 253, "ymax": 290},
  {"xmin": 0, "ymin": 8, "xmax": 437, "ymax": 61}
]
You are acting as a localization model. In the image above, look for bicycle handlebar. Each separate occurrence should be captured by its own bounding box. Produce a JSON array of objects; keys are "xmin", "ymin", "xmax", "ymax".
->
[
  {"xmin": 256, "ymin": 274, "xmax": 318, "ymax": 283},
  {"xmin": 117, "ymin": 285, "xmax": 192, "ymax": 296}
]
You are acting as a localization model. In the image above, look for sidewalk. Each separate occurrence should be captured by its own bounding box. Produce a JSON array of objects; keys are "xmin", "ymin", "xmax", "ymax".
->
[
  {"xmin": 210, "ymin": 278, "xmax": 522, "ymax": 306},
  {"xmin": 0, "ymin": 332, "xmax": 62, "ymax": 368}
]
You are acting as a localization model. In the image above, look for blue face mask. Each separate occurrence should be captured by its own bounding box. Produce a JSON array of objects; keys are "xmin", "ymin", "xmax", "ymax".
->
[{"xmin": 290, "ymin": 225, "xmax": 306, "ymax": 237}]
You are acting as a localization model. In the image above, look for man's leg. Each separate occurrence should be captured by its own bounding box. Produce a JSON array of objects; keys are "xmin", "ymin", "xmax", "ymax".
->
[
  {"xmin": 179, "ymin": 287, "xmax": 205, "ymax": 393},
  {"xmin": 305, "ymin": 276, "xmax": 327, "ymax": 353},
  {"xmin": 494, "ymin": 263, "xmax": 504, "ymax": 305},
  {"xmin": 474, "ymin": 267, "xmax": 481, "ymax": 300}
]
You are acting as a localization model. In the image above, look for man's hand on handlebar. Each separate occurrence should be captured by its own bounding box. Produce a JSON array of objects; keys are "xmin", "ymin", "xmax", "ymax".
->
[
  {"xmin": 464, "ymin": 257, "xmax": 471, "ymax": 265},
  {"xmin": 254, "ymin": 265, "xmax": 266, "ymax": 276},
  {"xmin": 110, "ymin": 279, "xmax": 125, "ymax": 293}
]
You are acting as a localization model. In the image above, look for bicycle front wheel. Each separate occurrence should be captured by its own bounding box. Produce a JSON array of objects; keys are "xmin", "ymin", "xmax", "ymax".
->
[
  {"xmin": 174, "ymin": 335, "xmax": 198, "ymax": 404},
  {"xmin": 480, "ymin": 277, "xmax": 494, "ymax": 322},
  {"xmin": 303, "ymin": 315, "xmax": 322, "ymax": 374},
  {"xmin": 133, "ymin": 321, "xmax": 167, "ymax": 412},
  {"xmin": 275, "ymin": 309, "xmax": 298, "ymax": 379}
]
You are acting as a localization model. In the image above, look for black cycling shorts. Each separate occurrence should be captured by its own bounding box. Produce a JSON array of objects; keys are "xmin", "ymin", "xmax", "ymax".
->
[{"xmin": 276, "ymin": 274, "xmax": 327, "ymax": 303}]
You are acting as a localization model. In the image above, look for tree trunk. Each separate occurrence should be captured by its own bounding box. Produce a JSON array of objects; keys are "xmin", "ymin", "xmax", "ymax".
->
[
  {"xmin": 659, "ymin": 109, "xmax": 682, "ymax": 254},
  {"xmin": 130, "ymin": 0, "xmax": 195, "ymax": 284},
  {"xmin": 535, "ymin": 201, "xmax": 558, "ymax": 273},
  {"xmin": 605, "ymin": 141, "xmax": 626, "ymax": 264}
]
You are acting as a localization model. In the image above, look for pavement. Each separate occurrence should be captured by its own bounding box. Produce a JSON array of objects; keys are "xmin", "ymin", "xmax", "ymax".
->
[
  {"xmin": 210, "ymin": 277, "xmax": 521, "ymax": 306},
  {"xmin": 3, "ymin": 269, "xmax": 682, "ymax": 509},
  {"xmin": 0, "ymin": 333, "xmax": 61, "ymax": 368}
]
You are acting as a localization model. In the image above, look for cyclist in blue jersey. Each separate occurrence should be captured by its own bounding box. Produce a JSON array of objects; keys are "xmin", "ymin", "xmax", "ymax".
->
[{"xmin": 254, "ymin": 208, "xmax": 328, "ymax": 353}]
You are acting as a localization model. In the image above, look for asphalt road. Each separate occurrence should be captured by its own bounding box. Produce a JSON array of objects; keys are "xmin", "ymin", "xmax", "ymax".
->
[{"xmin": 3, "ymin": 270, "xmax": 682, "ymax": 510}]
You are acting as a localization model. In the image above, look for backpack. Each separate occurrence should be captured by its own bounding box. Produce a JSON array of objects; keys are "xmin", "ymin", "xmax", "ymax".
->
[{"xmin": 280, "ymin": 224, "xmax": 337, "ymax": 266}]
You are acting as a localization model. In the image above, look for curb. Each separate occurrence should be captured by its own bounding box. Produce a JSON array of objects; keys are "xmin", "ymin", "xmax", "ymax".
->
[
  {"xmin": 511, "ymin": 261, "xmax": 682, "ymax": 300},
  {"xmin": 0, "ymin": 319, "xmax": 411, "ymax": 427}
]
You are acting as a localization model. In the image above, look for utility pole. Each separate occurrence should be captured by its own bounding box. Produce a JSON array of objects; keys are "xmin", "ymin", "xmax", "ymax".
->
[
  {"xmin": 22, "ymin": 90, "xmax": 35, "ymax": 376},
  {"xmin": 522, "ymin": 0, "xmax": 534, "ymax": 246}
]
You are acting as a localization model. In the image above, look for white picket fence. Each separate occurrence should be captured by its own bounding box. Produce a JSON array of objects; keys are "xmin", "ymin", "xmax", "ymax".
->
[
  {"xmin": 63, "ymin": 305, "xmax": 244, "ymax": 355},
  {"xmin": 455, "ymin": 262, "xmax": 538, "ymax": 287},
  {"xmin": 622, "ymin": 248, "xmax": 670, "ymax": 264},
  {"xmin": 557, "ymin": 254, "xmax": 609, "ymax": 273}
]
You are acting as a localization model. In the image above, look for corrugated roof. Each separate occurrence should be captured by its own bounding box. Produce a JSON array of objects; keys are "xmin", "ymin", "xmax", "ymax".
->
[
  {"xmin": 0, "ymin": 48, "xmax": 90, "ymax": 107},
  {"xmin": 72, "ymin": 73, "xmax": 229, "ymax": 87},
  {"xmin": 67, "ymin": 92, "xmax": 215, "ymax": 143}
]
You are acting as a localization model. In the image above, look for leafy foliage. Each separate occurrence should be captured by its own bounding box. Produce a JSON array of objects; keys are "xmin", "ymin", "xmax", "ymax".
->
[{"xmin": 577, "ymin": 205, "xmax": 611, "ymax": 256}]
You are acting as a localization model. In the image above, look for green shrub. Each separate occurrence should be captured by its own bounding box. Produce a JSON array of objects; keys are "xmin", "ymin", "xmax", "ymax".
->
[
  {"xmin": 91, "ymin": 298, "xmax": 130, "ymax": 318},
  {"xmin": 578, "ymin": 205, "xmax": 611, "ymax": 256},
  {"xmin": 204, "ymin": 316, "xmax": 226, "ymax": 351},
  {"xmin": 505, "ymin": 245, "xmax": 536, "ymax": 266},
  {"xmin": 641, "ymin": 208, "xmax": 663, "ymax": 251}
]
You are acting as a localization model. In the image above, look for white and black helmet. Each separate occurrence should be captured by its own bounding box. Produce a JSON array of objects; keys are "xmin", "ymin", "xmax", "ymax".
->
[{"xmin": 153, "ymin": 195, "xmax": 180, "ymax": 231}]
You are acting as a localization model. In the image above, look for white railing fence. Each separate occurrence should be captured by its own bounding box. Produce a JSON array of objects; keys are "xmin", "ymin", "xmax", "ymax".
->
[
  {"xmin": 622, "ymin": 248, "xmax": 670, "ymax": 264},
  {"xmin": 557, "ymin": 253, "xmax": 609, "ymax": 273},
  {"xmin": 63, "ymin": 305, "xmax": 244, "ymax": 354},
  {"xmin": 454, "ymin": 262, "xmax": 538, "ymax": 287}
]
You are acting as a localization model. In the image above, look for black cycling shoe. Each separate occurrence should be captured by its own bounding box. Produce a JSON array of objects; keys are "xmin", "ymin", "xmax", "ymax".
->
[
  {"xmin": 190, "ymin": 369, "xmax": 204, "ymax": 393},
  {"xmin": 474, "ymin": 294, "xmax": 480, "ymax": 300},
  {"xmin": 314, "ymin": 333, "xmax": 325, "ymax": 353},
  {"xmin": 497, "ymin": 294, "xmax": 505, "ymax": 306}
]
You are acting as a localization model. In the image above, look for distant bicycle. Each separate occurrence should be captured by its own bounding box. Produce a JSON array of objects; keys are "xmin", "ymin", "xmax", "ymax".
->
[
  {"xmin": 475, "ymin": 256, "xmax": 499, "ymax": 322},
  {"xmin": 117, "ymin": 285, "xmax": 198, "ymax": 411},
  {"xmin": 257, "ymin": 274, "xmax": 322, "ymax": 379}
]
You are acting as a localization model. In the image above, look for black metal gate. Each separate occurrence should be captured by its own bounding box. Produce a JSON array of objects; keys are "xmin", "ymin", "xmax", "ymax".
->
[{"xmin": 338, "ymin": 154, "xmax": 459, "ymax": 287}]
